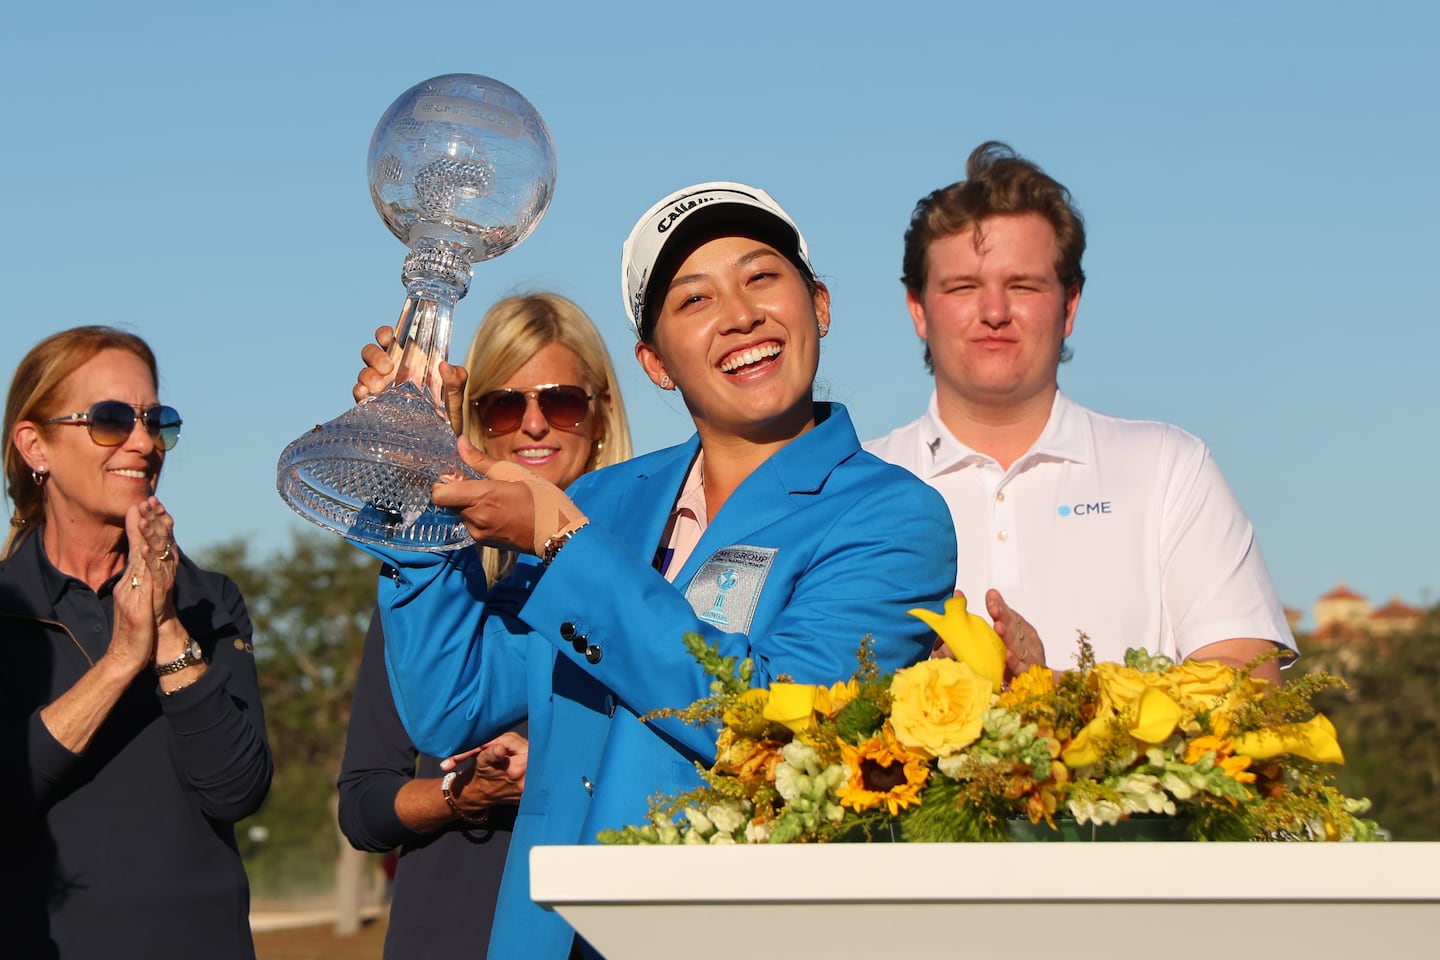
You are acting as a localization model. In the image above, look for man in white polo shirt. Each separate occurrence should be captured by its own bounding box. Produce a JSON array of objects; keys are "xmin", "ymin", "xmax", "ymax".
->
[{"xmin": 865, "ymin": 142, "xmax": 1293, "ymax": 682}]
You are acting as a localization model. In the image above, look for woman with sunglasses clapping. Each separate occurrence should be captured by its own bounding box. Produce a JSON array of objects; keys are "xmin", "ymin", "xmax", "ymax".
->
[
  {"xmin": 338, "ymin": 294, "xmax": 631, "ymax": 959},
  {"xmin": 352, "ymin": 184, "xmax": 957, "ymax": 960},
  {"xmin": 1, "ymin": 326, "xmax": 272, "ymax": 958}
]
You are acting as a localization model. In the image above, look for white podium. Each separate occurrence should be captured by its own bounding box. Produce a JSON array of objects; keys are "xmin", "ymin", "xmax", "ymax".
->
[{"xmin": 533, "ymin": 843, "xmax": 1440, "ymax": 959}]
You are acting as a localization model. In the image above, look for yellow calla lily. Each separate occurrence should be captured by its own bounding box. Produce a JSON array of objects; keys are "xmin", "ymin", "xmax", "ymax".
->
[
  {"xmin": 763, "ymin": 682, "xmax": 820, "ymax": 734},
  {"xmin": 1060, "ymin": 717, "xmax": 1108, "ymax": 768},
  {"xmin": 908, "ymin": 594, "xmax": 1006, "ymax": 692},
  {"xmin": 721, "ymin": 688, "xmax": 772, "ymax": 737},
  {"xmin": 1128, "ymin": 686, "xmax": 1182, "ymax": 744},
  {"xmin": 1233, "ymin": 713, "xmax": 1344, "ymax": 765}
]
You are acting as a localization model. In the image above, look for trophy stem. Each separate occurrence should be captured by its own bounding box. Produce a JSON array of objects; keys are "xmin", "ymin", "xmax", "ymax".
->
[
  {"xmin": 276, "ymin": 239, "xmax": 481, "ymax": 551},
  {"xmin": 386, "ymin": 241, "xmax": 473, "ymax": 415}
]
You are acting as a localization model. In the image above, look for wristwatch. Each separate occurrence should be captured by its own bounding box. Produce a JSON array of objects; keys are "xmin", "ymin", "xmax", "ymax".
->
[
  {"xmin": 542, "ymin": 521, "xmax": 589, "ymax": 566},
  {"xmin": 154, "ymin": 638, "xmax": 203, "ymax": 676}
]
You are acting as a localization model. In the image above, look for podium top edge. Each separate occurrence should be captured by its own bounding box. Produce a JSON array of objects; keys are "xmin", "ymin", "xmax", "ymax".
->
[{"xmin": 531, "ymin": 843, "xmax": 1440, "ymax": 905}]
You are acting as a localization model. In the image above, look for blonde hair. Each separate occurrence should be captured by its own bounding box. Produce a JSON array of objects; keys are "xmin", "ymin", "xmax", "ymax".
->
[
  {"xmin": 461, "ymin": 294, "xmax": 632, "ymax": 583},
  {"xmin": 4, "ymin": 326, "xmax": 160, "ymax": 559}
]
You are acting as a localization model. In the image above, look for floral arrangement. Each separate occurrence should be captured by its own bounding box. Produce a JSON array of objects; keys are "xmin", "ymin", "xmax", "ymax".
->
[{"xmin": 599, "ymin": 597, "xmax": 1381, "ymax": 845}]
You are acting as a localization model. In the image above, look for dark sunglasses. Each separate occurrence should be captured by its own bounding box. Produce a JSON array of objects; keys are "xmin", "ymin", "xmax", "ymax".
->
[
  {"xmin": 44, "ymin": 400, "xmax": 183, "ymax": 451},
  {"xmin": 470, "ymin": 384, "xmax": 594, "ymax": 437}
]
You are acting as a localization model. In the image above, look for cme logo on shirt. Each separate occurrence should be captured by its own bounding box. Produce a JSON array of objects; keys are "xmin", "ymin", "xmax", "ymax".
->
[{"xmin": 1057, "ymin": 500, "xmax": 1112, "ymax": 517}]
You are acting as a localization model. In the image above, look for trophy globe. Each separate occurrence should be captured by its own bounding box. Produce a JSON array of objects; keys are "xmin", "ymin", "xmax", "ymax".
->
[{"xmin": 278, "ymin": 74, "xmax": 556, "ymax": 550}]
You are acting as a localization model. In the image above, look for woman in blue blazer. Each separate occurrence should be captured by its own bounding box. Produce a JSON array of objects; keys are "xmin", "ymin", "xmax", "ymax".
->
[{"xmin": 354, "ymin": 182, "xmax": 957, "ymax": 960}]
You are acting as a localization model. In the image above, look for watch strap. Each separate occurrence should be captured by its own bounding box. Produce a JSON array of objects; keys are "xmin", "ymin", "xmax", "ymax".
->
[
  {"xmin": 154, "ymin": 639, "xmax": 202, "ymax": 676},
  {"xmin": 542, "ymin": 521, "xmax": 589, "ymax": 566}
]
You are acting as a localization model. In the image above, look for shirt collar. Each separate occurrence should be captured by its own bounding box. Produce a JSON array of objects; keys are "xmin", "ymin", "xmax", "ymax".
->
[
  {"xmin": 916, "ymin": 389, "xmax": 1091, "ymax": 476},
  {"xmin": 673, "ymin": 450, "xmax": 708, "ymax": 527},
  {"xmin": 17, "ymin": 526, "xmax": 124, "ymax": 608}
]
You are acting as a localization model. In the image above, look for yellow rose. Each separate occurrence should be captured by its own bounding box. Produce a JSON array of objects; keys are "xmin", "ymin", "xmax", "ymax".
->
[
  {"xmin": 1165, "ymin": 660, "xmax": 1236, "ymax": 707},
  {"xmin": 887, "ymin": 659, "xmax": 990, "ymax": 759},
  {"xmin": 1094, "ymin": 662, "xmax": 1150, "ymax": 716},
  {"xmin": 1234, "ymin": 713, "xmax": 1344, "ymax": 765},
  {"xmin": 763, "ymin": 683, "xmax": 820, "ymax": 734}
]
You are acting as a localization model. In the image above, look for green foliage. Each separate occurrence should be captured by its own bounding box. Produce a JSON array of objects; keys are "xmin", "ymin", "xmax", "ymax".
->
[
  {"xmin": 898, "ymin": 776, "xmax": 1008, "ymax": 843},
  {"xmin": 643, "ymin": 633, "xmax": 755, "ymax": 727},
  {"xmin": 834, "ymin": 695, "xmax": 886, "ymax": 745},
  {"xmin": 1303, "ymin": 607, "xmax": 1440, "ymax": 840},
  {"xmin": 198, "ymin": 529, "xmax": 380, "ymax": 896}
]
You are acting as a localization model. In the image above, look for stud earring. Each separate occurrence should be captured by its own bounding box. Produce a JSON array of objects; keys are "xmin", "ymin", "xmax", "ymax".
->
[
  {"xmin": 818, "ymin": 322, "xmax": 829, "ymax": 335},
  {"xmin": 659, "ymin": 375, "xmax": 672, "ymax": 390},
  {"xmin": 31, "ymin": 466, "xmax": 48, "ymax": 486}
]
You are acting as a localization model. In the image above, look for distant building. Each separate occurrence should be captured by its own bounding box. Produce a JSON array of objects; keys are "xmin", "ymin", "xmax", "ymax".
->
[
  {"xmin": 1310, "ymin": 581, "xmax": 1423, "ymax": 642},
  {"xmin": 1369, "ymin": 595, "xmax": 1424, "ymax": 637}
]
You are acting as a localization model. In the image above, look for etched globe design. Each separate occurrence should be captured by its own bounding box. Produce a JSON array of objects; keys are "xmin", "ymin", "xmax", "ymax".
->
[{"xmin": 368, "ymin": 74, "xmax": 556, "ymax": 263}]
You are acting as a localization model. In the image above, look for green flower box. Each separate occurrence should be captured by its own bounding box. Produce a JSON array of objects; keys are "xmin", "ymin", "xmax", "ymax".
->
[{"xmin": 1005, "ymin": 816, "xmax": 1192, "ymax": 842}]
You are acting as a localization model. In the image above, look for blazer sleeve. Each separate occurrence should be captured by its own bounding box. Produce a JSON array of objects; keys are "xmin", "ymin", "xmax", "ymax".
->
[
  {"xmin": 355, "ymin": 545, "xmax": 532, "ymax": 759},
  {"xmin": 337, "ymin": 608, "xmax": 428, "ymax": 852}
]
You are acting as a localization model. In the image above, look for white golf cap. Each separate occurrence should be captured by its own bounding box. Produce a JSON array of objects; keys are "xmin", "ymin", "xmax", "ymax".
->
[{"xmin": 620, "ymin": 181, "xmax": 813, "ymax": 338}]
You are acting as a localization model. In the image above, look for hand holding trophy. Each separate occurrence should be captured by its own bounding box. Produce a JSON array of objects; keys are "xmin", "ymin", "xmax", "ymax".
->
[{"xmin": 278, "ymin": 74, "xmax": 556, "ymax": 550}]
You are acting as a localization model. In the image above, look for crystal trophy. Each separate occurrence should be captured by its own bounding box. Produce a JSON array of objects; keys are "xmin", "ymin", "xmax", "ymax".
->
[{"xmin": 277, "ymin": 74, "xmax": 556, "ymax": 550}]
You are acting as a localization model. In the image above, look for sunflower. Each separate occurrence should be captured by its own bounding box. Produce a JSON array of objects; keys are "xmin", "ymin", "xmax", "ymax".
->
[{"xmin": 837, "ymin": 729, "xmax": 929, "ymax": 816}]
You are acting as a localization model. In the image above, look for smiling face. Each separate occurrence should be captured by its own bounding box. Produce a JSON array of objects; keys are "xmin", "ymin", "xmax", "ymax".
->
[
  {"xmin": 20, "ymin": 347, "xmax": 166, "ymax": 534},
  {"xmin": 636, "ymin": 234, "xmax": 830, "ymax": 445},
  {"xmin": 478, "ymin": 341, "xmax": 601, "ymax": 489},
  {"xmin": 909, "ymin": 212, "xmax": 1080, "ymax": 416}
]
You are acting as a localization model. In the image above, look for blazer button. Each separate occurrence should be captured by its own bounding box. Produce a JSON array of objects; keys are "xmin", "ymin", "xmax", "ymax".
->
[
  {"xmin": 584, "ymin": 644, "xmax": 603, "ymax": 664},
  {"xmin": 560, "ymin": 622, "xmax": 577, "ymax": 641}
]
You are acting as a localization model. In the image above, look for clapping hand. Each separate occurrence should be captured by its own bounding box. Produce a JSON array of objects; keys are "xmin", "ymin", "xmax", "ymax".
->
[{"xmin": 985, "ymin": 588, "xmax": 1047, "ymax": 680}]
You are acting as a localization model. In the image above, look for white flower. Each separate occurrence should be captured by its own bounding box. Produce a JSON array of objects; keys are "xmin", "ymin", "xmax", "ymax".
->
[
  {"xmin": 1069, "ymin": 796, "xmax": 1124, "ymax": 826},
  {"xmin": 706, "ymin": 803, "xmax": 747, "ymax": 836},
  {"xmin": 774, "ymin": 762, "xmax": 806, "ymax": 801},
  {"xmin": 781, "ymin": 740, "xmax": 824, "ymax": 775},
  {"xmin": 650, "ymin": 812, "xmax": 681, "ymax": 844},
  {"xmin": 683, "ymin": 806, "xmax": 715, "ymax": 837}
]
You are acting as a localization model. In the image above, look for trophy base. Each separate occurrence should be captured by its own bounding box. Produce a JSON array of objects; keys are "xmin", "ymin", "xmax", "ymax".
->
[{"xmin": 277, "ymin": 383, "xmax": 479, "ymax": 551}]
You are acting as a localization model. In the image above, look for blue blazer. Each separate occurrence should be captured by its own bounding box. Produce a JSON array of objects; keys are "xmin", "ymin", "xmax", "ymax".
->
[{"xmin": 364, "ymin": 403, "xmax": 956, "ymax": 960}]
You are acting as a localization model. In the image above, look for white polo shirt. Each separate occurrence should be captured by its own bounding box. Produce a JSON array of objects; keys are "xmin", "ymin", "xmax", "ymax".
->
[{"xmin": 863, "ymin": 391, "xmax": 1295, "ymax": 668}]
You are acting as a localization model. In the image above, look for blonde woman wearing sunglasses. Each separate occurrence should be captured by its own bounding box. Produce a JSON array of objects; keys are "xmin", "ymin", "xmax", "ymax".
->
[
  {"xmin": 339, "ymin": 293, "xmax": 632, "ymax": 958},
  {"xmin": 2, "ymin": 326, "xmax": 272, "ymax": 958}
]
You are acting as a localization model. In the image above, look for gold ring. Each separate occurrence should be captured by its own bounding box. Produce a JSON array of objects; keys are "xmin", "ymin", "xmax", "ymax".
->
[{"xmin": 130, "ymin": 574, "xmax": 141, "ymax": 589}]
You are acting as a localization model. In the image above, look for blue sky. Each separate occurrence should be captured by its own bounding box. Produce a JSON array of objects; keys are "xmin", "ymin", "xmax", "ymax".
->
[{"xmin": 3, "ymin": 1, "xmax": 1435, "ymax": 628}]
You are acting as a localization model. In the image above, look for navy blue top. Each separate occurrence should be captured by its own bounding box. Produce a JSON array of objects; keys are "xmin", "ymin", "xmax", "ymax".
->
[{"xmin": 0, "ymin": 529, "xmax": 272, "ymax": 958}]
